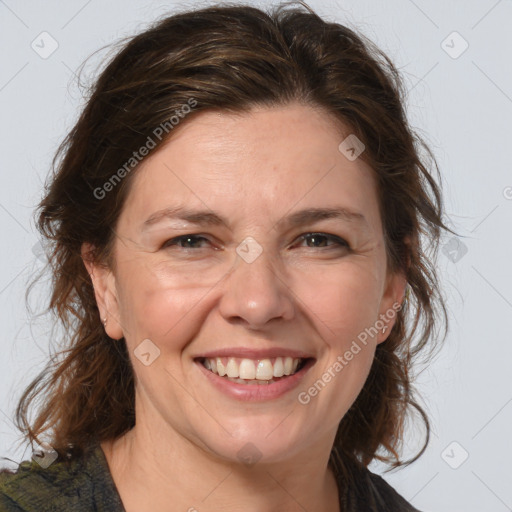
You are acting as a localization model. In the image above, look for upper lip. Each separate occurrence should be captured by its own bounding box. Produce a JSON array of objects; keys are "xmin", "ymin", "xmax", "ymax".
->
[{"xmin": 194, "ymin": 347, "xmax": 315, "ymax": 360}]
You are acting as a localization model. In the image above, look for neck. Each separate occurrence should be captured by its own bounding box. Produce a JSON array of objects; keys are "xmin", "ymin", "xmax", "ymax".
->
[{"xmin": 102, "ymin": 422, "xmax": 340, "ymax": 512}]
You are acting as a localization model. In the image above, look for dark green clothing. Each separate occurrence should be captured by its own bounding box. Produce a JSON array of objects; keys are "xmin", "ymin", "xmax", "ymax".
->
[
  {"xmin": 0, "ymin": 444, "xmax": 123, "ymax": 512},
  {"xmin": 0, "ymin": 443, "xmax": 420, "ymax": 511}
]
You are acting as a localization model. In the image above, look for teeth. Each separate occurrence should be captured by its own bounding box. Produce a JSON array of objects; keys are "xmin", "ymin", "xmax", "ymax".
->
[
  {"xmin": 228, "ymin": 377, "xmax": 275, "ymax": 385},
  {"xmin": 273, "ymin": 357, "xmax": 284, "ymax": 377},
  {"xmin": 256, "ymin": 359, "xmax": 273, "ymax": 380},
  {"xmin": 226, "ymin": 358, "xmax": 238, "ymax": 378},
  {"xmin": 239, "ymin": 359, "xmax": 256, "ymax": 380},
  {"xmin": 216, "ymin": 358, "xmax": 226, "ymax": 377},
  {"xmin": 284, "ymin": 357, "xmax": 293, "ymax": 375},
  {"xmin": 202, "ymin": 356, "xmax": 304, "ymax": 380}
]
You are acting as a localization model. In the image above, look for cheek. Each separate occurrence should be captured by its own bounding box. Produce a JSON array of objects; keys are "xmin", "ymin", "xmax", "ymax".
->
[
  {"xmin": 293, "ymin": 261, "xmax": 383, "ymax": 342},
  {"xmin": 292, "ymin": 262, "xmax": 383, "ymax": 408},
  {"xmin": 295, "ymin": 267, "xmax": 381, "ymax": 419},
  {"xmin": 115, "ymin": 258, "xmax": 214, "ymax": 348}
]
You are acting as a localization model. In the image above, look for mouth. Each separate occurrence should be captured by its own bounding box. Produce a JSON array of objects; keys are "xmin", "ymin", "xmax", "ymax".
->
[{"xmin": 196, "ymin": 356, "xmax": 312, "ymax": 385}]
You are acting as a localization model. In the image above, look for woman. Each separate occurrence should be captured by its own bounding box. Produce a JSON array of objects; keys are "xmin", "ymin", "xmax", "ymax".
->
[{"xmin": 0, "ymin": 2, "xmax": 449, "ymax": 511}]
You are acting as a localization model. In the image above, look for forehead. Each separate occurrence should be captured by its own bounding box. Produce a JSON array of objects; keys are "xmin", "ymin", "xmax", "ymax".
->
[{"xmin": 118, "ymin": 104, "xmax": 382, "ymax": 234}]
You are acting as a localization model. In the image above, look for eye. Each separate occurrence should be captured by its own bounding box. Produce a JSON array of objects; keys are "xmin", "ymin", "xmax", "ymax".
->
[
  {"xmin": 161, "ymin": 233, "xmax": 349, "ymax": 252},
  {"xmin": 295, "ymin": 232, "xmax": 349, "ymax": 249},
  {"xmin": 162, "ymin": 234, "xmax": 212, "ymax": 250}
]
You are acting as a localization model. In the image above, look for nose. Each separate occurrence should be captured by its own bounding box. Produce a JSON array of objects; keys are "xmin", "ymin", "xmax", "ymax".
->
[{"xmin": 218, "ymin": 244, "xmax": 295, "ymax": 329}]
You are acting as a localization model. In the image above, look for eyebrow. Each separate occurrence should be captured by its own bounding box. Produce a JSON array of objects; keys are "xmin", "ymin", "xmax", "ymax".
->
[{"xmin": 142, "ymin": 205, "xmax": 368, "ymax": 231}]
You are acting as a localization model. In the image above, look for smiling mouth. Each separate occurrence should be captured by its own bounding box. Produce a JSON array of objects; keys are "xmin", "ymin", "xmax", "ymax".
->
[{"xmin": 197, "ymin": 356, "xmax": 310, "ymax": 385}]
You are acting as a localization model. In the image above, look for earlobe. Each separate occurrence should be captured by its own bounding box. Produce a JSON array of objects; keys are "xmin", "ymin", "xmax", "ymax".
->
[
  {"xmin": 376, "ymin": 236, "xmax": 412, "ymax": 344},
  {"xmin": 376, "ymin": 269, "xmax": 407, "ymax": 344},
  {"xmin": 81, "ymin": 243, "xmax": 124, "ymax": 340}
]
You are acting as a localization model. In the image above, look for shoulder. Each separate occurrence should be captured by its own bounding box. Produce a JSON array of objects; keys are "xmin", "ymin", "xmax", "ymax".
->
[
  {"xmin": 364, "ymin": 469, "xmax": 421, "ymax": 511},
  {"xmin": 0, "ymin": 456, "xmax": 81, "ymax": 512},
  {"xmin": 0, "ymin": 443, "xmax": 124, "ymax": 512},
  {"xmin": 331, "ymin": 449, "xmax": 421, "ymax": 512}
]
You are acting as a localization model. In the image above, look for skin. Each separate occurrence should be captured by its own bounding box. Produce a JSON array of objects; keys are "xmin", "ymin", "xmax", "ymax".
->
[{"xmin": 83, "ymin": 103, "xmax": 406, "ymax": 512}]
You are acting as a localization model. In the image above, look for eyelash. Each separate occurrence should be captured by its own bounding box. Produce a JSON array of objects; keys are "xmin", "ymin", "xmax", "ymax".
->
[{"xmin": 162, "ymin": 233, "xmax": 350, "ymax": 251}]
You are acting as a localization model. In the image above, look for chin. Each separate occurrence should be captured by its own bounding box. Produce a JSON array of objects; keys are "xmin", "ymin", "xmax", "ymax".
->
[{"xmin": 194, "ymin": 416, "xmax": 316, "ymax": 467}]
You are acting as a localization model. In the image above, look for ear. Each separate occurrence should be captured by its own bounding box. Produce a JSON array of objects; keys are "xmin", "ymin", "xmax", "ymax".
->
[
  {"xmin": 375, "ymin": 235, "xmax": 412, "ymax": 344},
  {"xmin": 81, "ymin": 243, "xmax": 124, "ymax": 340},
  {"xmin": 375, "ymin": 268, "xmax": 407, "ymax": 344}
]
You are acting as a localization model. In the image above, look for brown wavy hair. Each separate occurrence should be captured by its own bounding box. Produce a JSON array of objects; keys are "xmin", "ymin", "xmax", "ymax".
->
[{"xmin": 15, "ymin": 1, "xmax": 451, "ymax": 470}]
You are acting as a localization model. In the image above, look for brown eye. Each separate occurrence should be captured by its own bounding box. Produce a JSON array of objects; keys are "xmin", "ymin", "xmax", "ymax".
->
[
  {"xmin": 296, "ymin": 233, "xmax": 349, "ymax": 249},
  {"xmin": 163, "ymin": 235, "xmax": 210, "ymax": 249}
]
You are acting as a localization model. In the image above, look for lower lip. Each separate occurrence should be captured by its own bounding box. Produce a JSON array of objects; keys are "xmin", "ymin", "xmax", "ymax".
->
[{"xmin": 195, "ymin": 359, "xmax": 315, "ymax": 401}]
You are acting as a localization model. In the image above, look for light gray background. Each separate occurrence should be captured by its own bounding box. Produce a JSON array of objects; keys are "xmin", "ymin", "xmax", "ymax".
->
[{"xmin": 1, "ymin": 1, "xmax": 511, "ymax": 510}]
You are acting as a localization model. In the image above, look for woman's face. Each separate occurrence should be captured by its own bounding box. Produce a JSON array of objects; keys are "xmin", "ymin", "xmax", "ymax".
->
[{"xmin": 89, "ymin": 103, "xmax": 405, "ymax": 464}]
